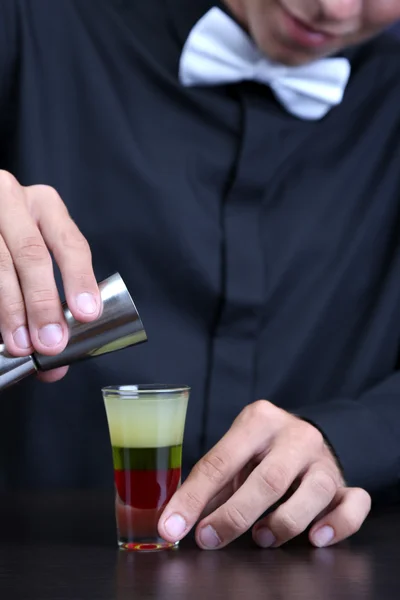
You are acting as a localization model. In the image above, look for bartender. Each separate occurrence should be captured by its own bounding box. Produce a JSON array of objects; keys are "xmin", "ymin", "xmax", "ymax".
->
[{"xmin": 0, "ymin": 0, "xmax": 400, "ymax": 550}]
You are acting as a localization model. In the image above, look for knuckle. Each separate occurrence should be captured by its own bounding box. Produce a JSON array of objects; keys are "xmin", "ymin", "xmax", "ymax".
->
[
  {"xmin": 0, "ymin": 170, "xmax": 19, "ymax": 195},
  {"xmin": 26, "ymin": 184, "xmax": 65, "ymax": 215},
  {"xmin": 224, "ymin": 503, "xmax": 251, "ymax": 532},
  {"xmin": 357, "ymin": 488, "xmax": 372, "ymax": 511},
  {"xmin": 0, "ymin": 250, "xmax": 13, "ymax": 272},
  {"xmin": 306, "ymin": 424, "xmax": 325, "ymax": 449},
  {"xmin": 195, "ymin": 451, "xmax": 229, "ymax": 486},
  {"xmin": 350, "ymin": 488, "xmax": 372, "ymax": 514},
  {"xmin": 15, "ymin": 237, "xmax": 50, "ymax": 264},
  {"xmin": 341, "ymin": 512, "xmax": 362, "ymax": 535},
  {"xmin": 29, "ymin": 288, "xmax": 59, "ymax": 308},
  {"xmin": 36, "ymin": 184, "xmax": 64, "ymax": 205},
  {"xmin": 244, "ymin": 399, "xmax": 272, "ymax": 421},
  {"xmin": 59, "ymin": 226, "xmax": 91, "ymax": 255},
  {"xmin": 277, "ymin": 511, "xmax": 303, "ymax": 537},
  {"xmin": 257, "ymin": 463, "xmax": 289, "ymax": 497},
  {"xmin": 310, "ymin": 470, "xmax": 337, "ymax": 499},
  {"xmin": 0, "ymin": 298, "xmax": 26, "ymax": 331},
  {"xmin": 4, "ymin": 299, "xmax": 25, "ymax": 318},
  {"xmin": 181, "ymin": 489, "xmax": 203, "ymax": 513}
]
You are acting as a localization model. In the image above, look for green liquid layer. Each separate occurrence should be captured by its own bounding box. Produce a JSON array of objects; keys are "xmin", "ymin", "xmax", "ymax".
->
[{"xmin": 112, "ymin": 444, "xmax": 182, "ymax": 471}]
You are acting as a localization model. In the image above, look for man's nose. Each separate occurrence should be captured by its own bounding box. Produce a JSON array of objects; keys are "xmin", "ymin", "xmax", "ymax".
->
[{"xmin": 319, "ymin": 0, "xmax": 362, "ymax": 21}]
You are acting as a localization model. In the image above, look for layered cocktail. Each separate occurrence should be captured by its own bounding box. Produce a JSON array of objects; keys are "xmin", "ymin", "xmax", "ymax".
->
[{"xmin": 102, "ymin": 384, "xmax": 190, "ymax": 551}]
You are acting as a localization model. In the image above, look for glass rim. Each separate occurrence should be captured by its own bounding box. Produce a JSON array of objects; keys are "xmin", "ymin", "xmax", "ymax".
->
[{"xmin": 101, "ymin": 384, "xmax": 190, "ymax": 395}]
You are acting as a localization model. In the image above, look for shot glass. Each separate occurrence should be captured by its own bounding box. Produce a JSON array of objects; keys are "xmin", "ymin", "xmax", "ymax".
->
[{"xmin": 102, "ymin": 384, "xmax": 190, "ymax": 551}]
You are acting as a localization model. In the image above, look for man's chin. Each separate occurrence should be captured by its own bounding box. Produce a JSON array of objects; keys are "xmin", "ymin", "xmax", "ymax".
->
[
  {"xmin": 264, "ymin": 48, "xmax": 324, "ymax": 67},
  {"xmin": 259, "ymin": 37, "xmax": 339, "ymax": 66}
]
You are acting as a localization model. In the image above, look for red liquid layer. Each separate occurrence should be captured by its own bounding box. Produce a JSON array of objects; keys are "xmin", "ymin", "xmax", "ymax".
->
[{"xmin": 114, "ymin": 467, "xmax": 181, "ymax": 510}]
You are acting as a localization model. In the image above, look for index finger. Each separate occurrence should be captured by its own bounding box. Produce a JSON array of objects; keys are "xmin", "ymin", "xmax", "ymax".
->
[
  {"xmin": 158, "ymin": 406, "xmax": 269, "ymax": 543},
  {"xmin": 27, "ymin": 185, "xmax": 102, "ymax": 322}
]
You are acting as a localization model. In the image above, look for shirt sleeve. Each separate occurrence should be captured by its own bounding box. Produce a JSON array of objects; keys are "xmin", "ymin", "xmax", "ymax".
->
[{"xmin": 298, "ymin": 372, "xmax": 400, "ymax": 498}]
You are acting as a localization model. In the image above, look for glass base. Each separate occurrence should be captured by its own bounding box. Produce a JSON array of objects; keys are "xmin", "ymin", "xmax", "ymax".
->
[{"xmin": 118, "ymin": 540, "xmax": 179, "ymax": 552}]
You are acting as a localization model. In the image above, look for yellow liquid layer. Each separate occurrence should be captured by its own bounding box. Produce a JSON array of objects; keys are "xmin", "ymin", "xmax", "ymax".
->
[{"xmin": 104, "ymin": 392, "xmax": 189, "ymax": 448}]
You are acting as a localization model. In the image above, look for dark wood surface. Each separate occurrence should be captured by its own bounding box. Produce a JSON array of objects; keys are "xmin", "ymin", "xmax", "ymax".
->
[{"xmin": 0, "ymin": 492, "xmax": 399, "ymax": 599}]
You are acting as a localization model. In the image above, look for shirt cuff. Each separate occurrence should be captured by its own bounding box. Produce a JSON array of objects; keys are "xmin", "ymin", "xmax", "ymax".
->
[{"xmin": 297, "ymin": 398, "xmax": 399, "ymax": 494}]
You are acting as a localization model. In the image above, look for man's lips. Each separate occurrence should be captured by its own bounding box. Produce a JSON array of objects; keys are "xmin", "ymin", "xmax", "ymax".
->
[{"xmin": 279, "ymin": 5, "xmax": 341, "ymax": 49}]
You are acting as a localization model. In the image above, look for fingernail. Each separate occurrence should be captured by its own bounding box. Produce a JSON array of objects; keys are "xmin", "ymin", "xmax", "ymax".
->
[
  {"xmin": 254, "ymin": 527, "xmax": 276, "ymax": 548},
  {"xmin": 13, "ymin": 326, "xmax": 31, "ymax": 350},
  {"xmin": 38, "ymin": 324, "xmax": 63, "ymax": 347},
  {"xmin": 199, "ymin": 525, "xmax": 221, "ymax": 549},
  {"xmin": 164, "ymin": 514, "xmax": 186, "ymax": 540},
  {"xmin": 312, "ymin": 525, "xmax": 335, "ymax": 548},
  {"xmin": 76, "ymin": 293, "xmax": 97, "ymax": 315}
]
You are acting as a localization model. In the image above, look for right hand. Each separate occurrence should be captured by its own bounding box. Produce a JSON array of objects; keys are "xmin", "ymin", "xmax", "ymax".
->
[{"xmin": 0, "ymin": 170, "xmax": 101, "ymax": 382}]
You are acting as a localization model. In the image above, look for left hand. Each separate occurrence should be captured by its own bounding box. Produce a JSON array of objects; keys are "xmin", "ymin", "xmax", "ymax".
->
[{"xmin": 158, "ymin": 400, "xmax": 371, "ymax": 550}]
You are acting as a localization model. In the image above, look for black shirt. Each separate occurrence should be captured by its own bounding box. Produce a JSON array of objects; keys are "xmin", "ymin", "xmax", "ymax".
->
[{"xmin": 1, "ymin": 0, "xmax": 400, "ymax": 498}]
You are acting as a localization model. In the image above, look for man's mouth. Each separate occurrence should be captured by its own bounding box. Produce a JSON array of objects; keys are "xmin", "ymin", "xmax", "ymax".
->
[{"xmin": 278, "ymin": 3, "xmax": 345, "ymax": 49}]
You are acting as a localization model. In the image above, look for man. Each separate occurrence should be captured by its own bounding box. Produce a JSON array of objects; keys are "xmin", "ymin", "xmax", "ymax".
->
[{"xmin": 0, "ymin": 0, "xmax": 399, "ymax": 551}]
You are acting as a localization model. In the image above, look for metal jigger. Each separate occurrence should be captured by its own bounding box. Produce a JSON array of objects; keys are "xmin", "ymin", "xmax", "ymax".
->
[{"xmin": 0, "ymin": 273, "xmax": 147, "ymax": 391}]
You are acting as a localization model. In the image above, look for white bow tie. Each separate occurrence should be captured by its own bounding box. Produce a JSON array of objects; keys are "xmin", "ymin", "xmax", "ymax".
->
[{"xmin": 179, "ymin": 7, "xmax": 351, "ymax": 120}]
